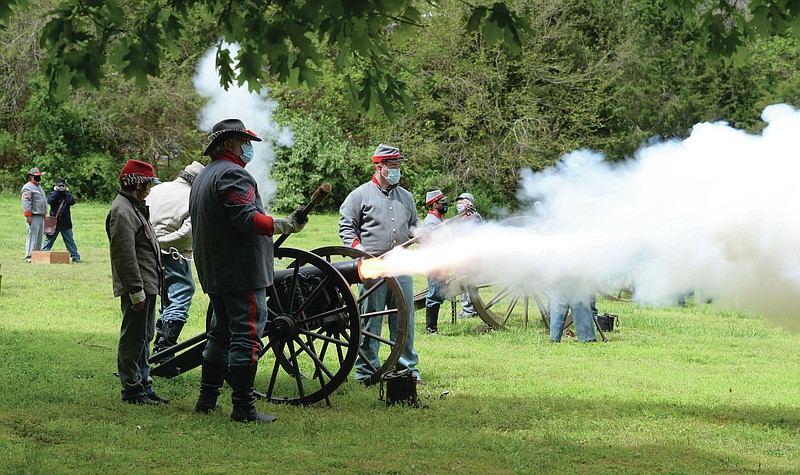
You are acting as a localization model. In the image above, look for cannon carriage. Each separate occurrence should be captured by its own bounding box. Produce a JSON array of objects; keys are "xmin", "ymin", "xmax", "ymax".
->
[{"xmin": 149, "ymin": 245, "xmax": 409, "ymax": 406}]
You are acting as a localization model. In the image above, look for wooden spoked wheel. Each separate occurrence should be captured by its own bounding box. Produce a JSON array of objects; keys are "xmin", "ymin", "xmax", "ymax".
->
[
  {"xmin": 256, "ymin": 247, "xmax": 360, "ymax": 406},
  {"xmin": 312, "ymin": 246, "xmax": 409, "ymax": 386},
  {"xmin": 467, "ymin": 216, "xmax": 560, "ymax": 330}
]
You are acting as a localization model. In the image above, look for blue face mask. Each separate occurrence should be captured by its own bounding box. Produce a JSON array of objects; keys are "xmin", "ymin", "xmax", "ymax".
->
[
  {"xmin": 385, "ymin": 168, "xmax": 401, "ymax": 185},
  {"xmin": 241, "ymin": 143, "xmax": 254, "ymax": 163}
]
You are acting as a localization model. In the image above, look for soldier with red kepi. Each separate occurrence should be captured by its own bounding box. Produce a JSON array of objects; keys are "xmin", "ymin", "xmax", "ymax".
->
[
  {"xmin": 338, "ymin": 144, "xmax": 424, "ymax": 384},
  {"xmin": 422, "ymin": 189, "xmax": 448, "ymax": 335},
  {"xmin": 190, "ymin": 119, "xmax": 307, "ymax": 423}
]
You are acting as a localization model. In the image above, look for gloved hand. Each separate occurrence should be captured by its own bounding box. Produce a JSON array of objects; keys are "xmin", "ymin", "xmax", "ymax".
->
[{"xmin": 273, "ymin": 207, "xmax": 308, "ymax": 235}]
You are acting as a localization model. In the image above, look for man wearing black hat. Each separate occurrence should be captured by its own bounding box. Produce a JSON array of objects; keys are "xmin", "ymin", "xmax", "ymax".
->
[
  {"xmin": 339, "ymin": 144, "xmax": 424, "ymax": 384},
  {"xmin": 21, "ymin": 167, "xmax": 47, "ymax": 263},
  {"xmin": 42, "ymin": 178, "xmax": 81, "ymax": 263},
  {"xmin": 190, "ymin": 118, "xmax": 307, "ymax": 423}
]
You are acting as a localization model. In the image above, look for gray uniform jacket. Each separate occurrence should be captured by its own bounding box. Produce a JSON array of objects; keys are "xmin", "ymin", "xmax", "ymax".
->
[
  {"xmin": 106, "ymin": 191, "xmax": 163, "ymax": 297},
  {"xmin": 339, "ymin": 178, "xmax": 419, "ymax": 255},
  {"xmin": 190, "ymin": 159, "xmax": 273, "ymax": 294},
  {"xmin": 423, "ymin": 211, "xmax": 443, "ymax": 228},
  {"xmin": 21, "ymin": 182, "xmax": 47, "ymax": 216}
]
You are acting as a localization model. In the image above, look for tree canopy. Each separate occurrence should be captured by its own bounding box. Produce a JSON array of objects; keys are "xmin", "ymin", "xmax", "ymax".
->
[
  {"xmin": 1, "ymin": 0, "xmax": 529, "ymax": 117},
  {"xmin": 1, "ymin": 0, "xmax": 799, "ymax": 211}
]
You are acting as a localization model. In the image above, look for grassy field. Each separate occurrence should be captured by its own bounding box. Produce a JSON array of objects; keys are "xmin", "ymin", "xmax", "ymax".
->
[{"xmin": 0, "ymin": 192, "xmax": 799, "ymax": 474}]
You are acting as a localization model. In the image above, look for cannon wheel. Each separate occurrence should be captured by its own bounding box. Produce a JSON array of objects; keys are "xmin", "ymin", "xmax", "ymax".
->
[
  {"xmin": 255, "ymin": 247, "xmax": 361, "ymax": 406},
  {"xmin": 312, "ymin": 246, "xmax": 409, "ymax": 386},
  {"xmin": 467, "ymin": 216, "xmax": 556, "ymax": 330}
]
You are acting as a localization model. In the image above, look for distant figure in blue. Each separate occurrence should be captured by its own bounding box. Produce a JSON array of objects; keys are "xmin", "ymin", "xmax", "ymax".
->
[
  {"xmin": 42, "ymin": 178, "xmax": 81, "ymax": 263},
  {"xmin": 549, "ymin": 279, "xmax": 597, "ymax": 343}
]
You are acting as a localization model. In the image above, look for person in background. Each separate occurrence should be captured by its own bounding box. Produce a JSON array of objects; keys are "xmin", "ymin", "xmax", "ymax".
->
[
  {"xmin": 147, "ymin": 161, "xmax": 205, "ymax": 354},
  {"xmin": 455, "ymin": 192, "xmax": 482, "ymax": 318},
  {"xmin": 423, "ymin": 189, "xmax": 448, "ymax": 335},
  {"xmin": 21, "ymin": 167, "xmax": 47, "ymax": 263},
  {"xmin": 106, "ymin": 159, "xmax": 168, "ymax": 405},
  {"xmin": 338, "ymin": 144, "xmax": 424, "ymax": 384},
  {"xmin": 549, "ymin": 280, "xmax": 597, "ymax": 343},
  {"xmin": 191, "ymin": 119, "xmax": 307, "ymax": 423},
  {"xmin": 42, "ymin": 178, "xmax": 81, "ymax": 263}
]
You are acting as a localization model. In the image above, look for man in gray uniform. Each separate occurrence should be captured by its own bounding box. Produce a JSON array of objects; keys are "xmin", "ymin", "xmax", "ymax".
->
[
  {"xmin": 339, "ymin": 144, "xmax": 424, "ymax": 384},
  {"xmin": 191, "ymin": 119, "xmax": 306, "ymax": 423},
  {"xmin": 422, "ymin": 189, "xmax": 448, "ymax": 335},
  {"xmin": 21, "ymin": 167, "xmax": 47, "ymax": 262},
  {"xmin": 455, "ymin": 192, "xmax": 483, "ymax": 318}
]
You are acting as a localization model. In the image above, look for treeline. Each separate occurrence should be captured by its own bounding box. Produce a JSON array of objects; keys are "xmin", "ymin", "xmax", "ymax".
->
[{"xmin": 2, "ymin": 0, "xmax": 799, "ymax": 214}]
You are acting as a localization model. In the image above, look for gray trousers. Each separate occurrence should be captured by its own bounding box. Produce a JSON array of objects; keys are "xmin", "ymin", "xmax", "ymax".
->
[
  {"xmin": 118, "ymin": 294, "xmax": 157, "ymax": 400},
  {"xmin": 25, "ymin": 215, "xmax": 44, "ymax": 260}
]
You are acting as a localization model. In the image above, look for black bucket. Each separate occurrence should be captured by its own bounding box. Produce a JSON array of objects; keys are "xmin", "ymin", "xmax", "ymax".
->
[{"xmin": 596, "ymin": 313, "xmax": 618, "ymax": 332}]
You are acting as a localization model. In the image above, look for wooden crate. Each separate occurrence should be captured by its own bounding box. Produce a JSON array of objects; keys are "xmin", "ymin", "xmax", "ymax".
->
[{"xmin": 31, "ymin": 251, "xmax": 70, "ymax": 264}]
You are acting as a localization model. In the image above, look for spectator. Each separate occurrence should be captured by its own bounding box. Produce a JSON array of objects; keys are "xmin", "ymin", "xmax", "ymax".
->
[
  {"xmin": 423, "ymin": 189, "xmax": 448, "ymax": 335},
  {"xmin": 147, "ymin": 161, "xmax": 205, "ymax": 354},
  {"xmin": 106, "ymin": 159, "xmax": 169, "ymax": 404},
  {"xmin": 42, "ymin": 178, "xmax": 81, "ymax": 263},
  {"xmin": 191, "ymin": 119, "xmax": 307, "ymax": 423},
  {"xmin": 455, "ymin": 192, "xmax": 483, "ymax": 318},
  {"xmin": 21, "ymin": 167, "xmax": 47, "ymax": 263},
  {"xmin": 339, "ymin": 144, "xmax": 424, "ymax": 384}
]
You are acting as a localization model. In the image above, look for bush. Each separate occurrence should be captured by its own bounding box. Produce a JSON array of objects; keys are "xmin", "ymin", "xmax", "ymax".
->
[{"xmin": 272, "ymin": 113, "xmax": 372, "ymax": 213}]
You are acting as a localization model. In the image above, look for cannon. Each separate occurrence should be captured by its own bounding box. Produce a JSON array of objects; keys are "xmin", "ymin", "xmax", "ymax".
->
[
  {"xmin": 149, "ymin": 246, "xmax": 410, "ymax": 406},
  {"xmin": 149, "ymin": 185, "xmax": 410, "ymax": 406}
]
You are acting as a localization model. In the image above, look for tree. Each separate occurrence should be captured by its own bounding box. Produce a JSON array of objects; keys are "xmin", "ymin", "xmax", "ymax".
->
[{"xmin": 1, "ymin": 0, "xmax": 529, "ymax": 117}]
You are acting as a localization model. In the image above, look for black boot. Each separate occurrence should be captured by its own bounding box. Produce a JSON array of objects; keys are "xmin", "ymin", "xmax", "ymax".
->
[
  {"xmin": 425, "ymin": 304, "xmax": 441, "ymax": 335},
  {"xmin": 194, "ymin": 360, "xmax": 227, "ymax": 414},
  {"xmin": 154, "ymin": 320, "xmax": 185, "ymax": 354},
  {"xmin": 229, "ymin": 365, "xmax": 277, "ymax": 423}
]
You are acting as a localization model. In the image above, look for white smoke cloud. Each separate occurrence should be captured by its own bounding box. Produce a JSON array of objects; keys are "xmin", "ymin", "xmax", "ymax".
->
[
  {"xmin": 380, "ymin": 103, "xmax": 800, "ymax": 330},
  {"xmin": 193, "ymin": 42, "xmax": 294, "ymax": 207}
]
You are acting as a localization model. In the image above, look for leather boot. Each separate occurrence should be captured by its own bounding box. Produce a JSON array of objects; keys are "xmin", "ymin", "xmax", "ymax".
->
[
  {"xmin": 229, "ymin": 364, "xmax": 277, "ymax": 423},
  {"xmin": 194, "ymin": 360, "xmax": 227, "ymax": 414},
  {"xmin": 154, "ymin": 320, "xmax": 185, "ymax": 354},
  {"xmin": 425, "ymin": 304, "xmax": 440, "ymax": 334}
]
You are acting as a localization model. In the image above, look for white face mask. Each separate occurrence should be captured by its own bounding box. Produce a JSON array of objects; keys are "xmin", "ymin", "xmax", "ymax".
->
[
  {"xmin": 384, "ymin": 167, "xmax": 401, "ymax": 185},
  {"xmin": 457, "ymin": 203, "xmax": 466, "ymax": 214}
]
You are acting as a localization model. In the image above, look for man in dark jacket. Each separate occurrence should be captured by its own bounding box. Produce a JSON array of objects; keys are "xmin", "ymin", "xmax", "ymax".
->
[
  {"xmin": 42, "ymin": 178, "xmax": 81, "ymax": 263},
  {"xmin": 190, "ymin": 118, "xmax": 306, "ymax": 423},
  {"xmin": 106, "ymin": 159, "xmax": 168, "ymax": 405}
]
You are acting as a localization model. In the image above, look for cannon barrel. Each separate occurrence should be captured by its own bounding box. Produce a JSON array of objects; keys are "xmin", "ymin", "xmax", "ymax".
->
[{"xmin": 273, "ymin": 257, "xmax": 363, "ymax": 285}]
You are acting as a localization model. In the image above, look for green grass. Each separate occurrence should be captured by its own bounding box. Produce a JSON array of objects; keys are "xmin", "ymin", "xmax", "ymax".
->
[{"xmin": 0, "ymin": 192, "xmax": 799, "ymax": 474}]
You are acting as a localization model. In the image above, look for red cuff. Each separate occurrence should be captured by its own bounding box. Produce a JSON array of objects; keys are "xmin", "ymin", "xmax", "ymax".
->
[
  {"xmin": 24, "ymin": 211, "xmax": 32, "ymax": 217},
  {"xmin": 253, "ymin": 213, "xmax": 275, "ymax": 236},
  {"xmin": 351, "ymin": 239, "xmax": 361, "ymax": 248}
]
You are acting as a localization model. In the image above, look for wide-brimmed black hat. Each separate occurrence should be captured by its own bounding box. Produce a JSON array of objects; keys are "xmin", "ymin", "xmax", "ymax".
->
[{"xmin": 203, "ymin": 119, "xmax": 262, "ymax": 156}]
